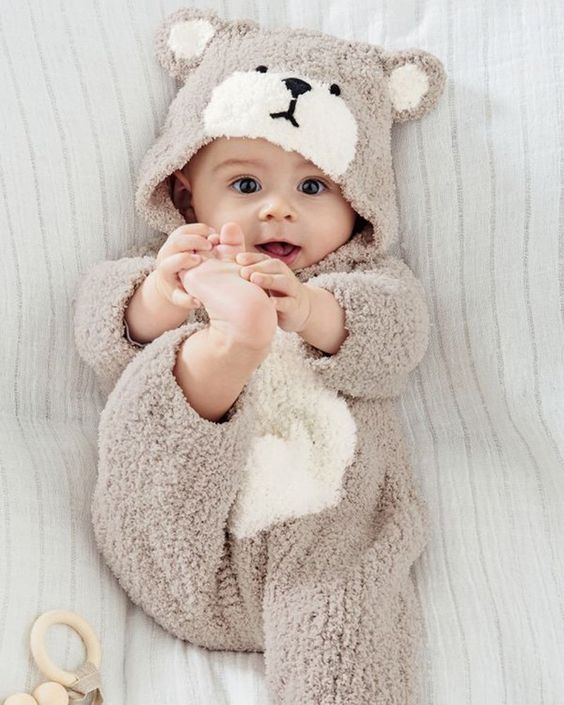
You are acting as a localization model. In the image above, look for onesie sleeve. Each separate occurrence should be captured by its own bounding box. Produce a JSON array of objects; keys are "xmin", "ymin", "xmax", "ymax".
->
[
  {"xmin": 90, "ymin": 322, "xmax": 256, "ymax": 641},
  {"xmin": 71, "ymin": 233, "xmax": 190, "ymax": 396},
  {"xmin": 297, "ymin": 256, "xmax": 430, "ymax": 400}
]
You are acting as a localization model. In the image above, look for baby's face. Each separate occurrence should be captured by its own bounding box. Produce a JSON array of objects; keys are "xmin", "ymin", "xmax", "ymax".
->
[{"xmin": 172, "ymin": 137, "xmax": 358, "ymax": 271}]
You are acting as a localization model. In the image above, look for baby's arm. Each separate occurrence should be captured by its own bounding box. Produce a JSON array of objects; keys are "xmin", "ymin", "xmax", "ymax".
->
[
  {"xmin": 297, "ymin": 255, "xmax": 430, "ymax": 400},
  {"xmin": 123, "ymin": 268, "xmax": 191, "ymax": 345},
  {"xmin": 71, "ymin": 233, "xmax": 175, "ymax": 396},
  {"xmin": 73, "ymin": 226, "xmax": 212, "ymax": 396},
  {"xmin": 299, "ymin": 283, "xmax": 349, "ymax": 355}
]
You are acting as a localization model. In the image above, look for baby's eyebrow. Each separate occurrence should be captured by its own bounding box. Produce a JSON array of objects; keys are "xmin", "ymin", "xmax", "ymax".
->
[
  {"xmin": 212, "ymin": 157, "xmax": 334, "ymax": 183},
  {"xmin": 212, "ymin": 158, "xmax": 267, "ymax": 172}
]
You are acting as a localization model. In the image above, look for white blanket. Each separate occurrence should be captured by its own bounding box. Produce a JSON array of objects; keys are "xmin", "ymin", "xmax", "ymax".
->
[{"xmin": 1, "ymin": 1, "xmax": 562, "ymax": 703}]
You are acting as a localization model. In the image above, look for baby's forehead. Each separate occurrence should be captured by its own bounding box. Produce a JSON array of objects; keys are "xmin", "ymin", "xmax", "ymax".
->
[{"xmin": 208, "ymin": 136, "xmax": 325, "ymax": 172}]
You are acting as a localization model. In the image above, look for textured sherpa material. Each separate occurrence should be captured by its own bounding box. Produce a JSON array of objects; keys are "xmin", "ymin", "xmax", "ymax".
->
[
  {"xmin": 135, "ymin": 6, "xmax": 445, "ymax": 274},
  {"xmin": 72, "ymin": 6, "xmax": 446, "ymax": 704}
]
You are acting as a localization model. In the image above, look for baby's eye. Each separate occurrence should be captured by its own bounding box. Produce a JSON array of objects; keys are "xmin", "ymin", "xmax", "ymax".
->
[
  {"xmin": 230, "ymin": 176, "xmax": 328, "ymax": 195},
  {"xmin": 230, "ymin": 177, "xmax": 261, "ymax": 194},
  {"xmin": 299, "ymin": 178, "xmax": 327, "ymax": 195}
]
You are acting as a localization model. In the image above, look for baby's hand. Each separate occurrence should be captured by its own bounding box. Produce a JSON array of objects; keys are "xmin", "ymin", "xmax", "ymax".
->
[
  {"xmin": 178, "ymin": 223, "xmax": 278, "ymax": 351},
  {"xmin": 152, "ymin": 223, "xmax": 217, "ymax": 310},
  {"xmin": 234, "ymin": 252, "xmax": 312, "ymax": 333}
]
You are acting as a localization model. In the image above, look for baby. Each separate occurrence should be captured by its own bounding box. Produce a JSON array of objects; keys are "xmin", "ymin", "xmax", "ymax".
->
[
  {"xmin": 72, "ymin": 7, "xmax": 446, "ymax": 704},
  {"xmin": 125, "ymin": 135, "xmax": 365, "ymax": 422}
]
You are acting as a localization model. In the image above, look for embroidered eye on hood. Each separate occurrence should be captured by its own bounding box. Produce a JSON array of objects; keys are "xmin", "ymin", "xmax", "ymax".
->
[{"xmin": 134, "ymin": 7, "xmax": 446, "ymax": 283}]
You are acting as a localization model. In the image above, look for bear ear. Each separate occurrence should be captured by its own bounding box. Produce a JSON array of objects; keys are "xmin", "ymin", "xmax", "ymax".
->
[
  {"xmin": 382, "ymin": 49, "xmax": 446, "ymax": 122},
  {"xmin": 154, "ymin": 8, "xmax": 257, "ymax": 82}
]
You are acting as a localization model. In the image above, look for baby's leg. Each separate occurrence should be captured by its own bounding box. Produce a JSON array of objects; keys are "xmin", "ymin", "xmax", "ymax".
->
[{"xmin": 262, "ymin": 560, "xmax": 425, "ymax": 705}]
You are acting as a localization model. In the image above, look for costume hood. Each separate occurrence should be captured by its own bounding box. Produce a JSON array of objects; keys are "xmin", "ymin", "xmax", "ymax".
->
[{"xmin": 135, "ymin": 7, "xmax": 446, "ymax": 281}]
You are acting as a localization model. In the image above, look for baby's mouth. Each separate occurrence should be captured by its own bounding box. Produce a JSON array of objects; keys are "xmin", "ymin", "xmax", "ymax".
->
[{"xmin": 256, "ymin": 241, "xmax": 301, "ymax": 264}]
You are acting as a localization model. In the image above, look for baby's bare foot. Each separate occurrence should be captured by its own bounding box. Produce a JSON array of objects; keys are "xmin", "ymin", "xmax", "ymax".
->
[{"xmin": 177, "ymin": 221, "xmax": 277, "ymax": 349}]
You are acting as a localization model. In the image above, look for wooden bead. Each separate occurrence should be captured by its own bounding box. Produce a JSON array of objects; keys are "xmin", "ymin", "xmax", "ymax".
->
[
  {"xmin": 3, "ymin": 694, "xmax": 39, "ymax": 705},
  {"xmin": 32, "ymin": 682, "xmax": 69, "ymax": 705}
]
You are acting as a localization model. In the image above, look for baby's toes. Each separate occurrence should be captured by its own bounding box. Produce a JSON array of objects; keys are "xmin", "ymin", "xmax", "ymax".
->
[{"xmin": 213, "ymin": 222, "xmax": 247, "ymax": 260}]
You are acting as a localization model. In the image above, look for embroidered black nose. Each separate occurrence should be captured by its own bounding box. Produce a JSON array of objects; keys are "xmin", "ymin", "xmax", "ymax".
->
[{"xmin": 282, "ymin": 77, "xmax": 312, "ymax": 99}]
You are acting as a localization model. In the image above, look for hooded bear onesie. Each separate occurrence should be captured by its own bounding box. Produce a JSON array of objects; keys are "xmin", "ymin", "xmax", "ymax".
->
[{"xmin": 72, "ymin": 7, "xmax": 446, "ymax": 704}]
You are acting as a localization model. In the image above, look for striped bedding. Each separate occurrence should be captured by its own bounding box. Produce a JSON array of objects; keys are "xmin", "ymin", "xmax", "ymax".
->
[{"xmin": 0, "ymin": 1, "xmax": 562, "ymax": 702}]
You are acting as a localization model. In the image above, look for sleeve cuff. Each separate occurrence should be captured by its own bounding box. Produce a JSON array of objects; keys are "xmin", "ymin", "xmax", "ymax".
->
[
  {"xmin": 295, "ymin": 263, "xmax": 430, "ymax": 400},
  {"xmin": 123, "ymin": 315, "xmax": 149, "ymax": 349}
]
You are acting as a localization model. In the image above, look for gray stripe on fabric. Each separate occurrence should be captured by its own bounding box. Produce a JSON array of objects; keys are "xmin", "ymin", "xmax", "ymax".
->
[
  {"xmin": 26, "ymin": 0, "xmax": 82, "ymax": 422},
  {"xmin": 412, "ymin": 79, "xmax": 472, "ymax": 705},
  {"xmin": 59, "ymin": 0, "xmax": 111, "ymax": 421},
  {"xmin": 544, "ymin": 1, "xmax": 564, "ymax": 329},
  {"xmin": 480, "ymin": 2, "xmax": 545, "ymax": 700},
  {"xmin": 446, "ymin": 0, "xmax": 509, "ymax": 699},
  {"xmin": 0, "ymin": 156, "xmax": 23, "ymax": 419},
  {"xmin": 78, "ymin": 422, "xmax": 108, "ymax": 687},
  {"xmin": 0, "ymin": 14, "xmax": 56, "ymax": 420},
  {"xmin": 124, "ymin": 600, "xmax": 129, "ymax": 704},
  {"xmin": 21, "ymin": 418, "xmax": 47, "ymax": 694},
  {"xmin": 126, "ymin": 0, "xmax": 160, "ymax": 139},
  {"xmin": 91, "ymin": 0, "xmax": 137, "ymax": 196},
  {"xmin": 515, "ymin": 0, "xmax": 564, "ymax": 630},
  {"xmin": 149, "ymin": 619, "xmax": 158, "ymax": 703},
  {"xmin": 408, "ymin": 12, "xmax": 450, "ymax": 705},
  {"xmin": 51, "ymin": 423, "xmax": 78, "ymax": 673},
  {"xmin": 59, "ymin": 1, "xmax": 112, "ymax": 257},
  {"xmin": 0, "ymin": 458, "xmax": 10, "ymax": 655}
]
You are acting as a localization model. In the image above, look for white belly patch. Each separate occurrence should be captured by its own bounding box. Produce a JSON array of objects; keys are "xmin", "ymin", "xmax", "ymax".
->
[{"xmin": 227, "ymin": 329, "xmax": 357, "ymax": 540}]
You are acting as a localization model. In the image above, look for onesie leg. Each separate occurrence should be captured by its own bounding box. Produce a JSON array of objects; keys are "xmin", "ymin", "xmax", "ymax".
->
[
  {"xmin": 262, "ymin": 558, "xmax": 425, "ymax": 705},
  {"xmin": 261, "ymin": 421, "xmax": 431, "ymax": 703}
]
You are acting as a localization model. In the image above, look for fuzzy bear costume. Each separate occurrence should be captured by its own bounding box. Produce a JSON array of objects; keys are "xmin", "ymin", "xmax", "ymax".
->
[{"xmin": 72, "ymin": 7, "xmax": 446, "ymax": 704}]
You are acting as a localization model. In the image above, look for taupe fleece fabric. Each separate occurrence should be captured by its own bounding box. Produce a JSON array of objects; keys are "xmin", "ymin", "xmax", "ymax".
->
[{"xmin": 72, "ymin": 7, "xmax": 446, "ymax": 704}]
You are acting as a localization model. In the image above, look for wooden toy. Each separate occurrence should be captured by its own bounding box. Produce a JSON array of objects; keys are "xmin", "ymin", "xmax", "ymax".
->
[{"xmin": 1, "ymin": 610, "xmax": 103, "ymax": 705}]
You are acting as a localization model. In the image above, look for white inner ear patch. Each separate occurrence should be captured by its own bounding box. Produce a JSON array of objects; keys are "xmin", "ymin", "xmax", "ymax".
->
[
  {"xmin": 227, "ymin": 329, "xmax": 357, "ymax": 540},
  {"xmin": 167, "ymin": 19, "xmax": 216, "ymax": 61},
  {"xmin": 202, "ymin": 70, "xmax": 358, "ymax": 178},
  {"xmin": 388, "ymin": 63, "xmax": 429, "ymax": 111}
]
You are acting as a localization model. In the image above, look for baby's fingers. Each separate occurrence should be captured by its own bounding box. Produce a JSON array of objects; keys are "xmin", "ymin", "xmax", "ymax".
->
[
  {"xmin": 171, "ymin": 289, "xmax": 202, "ymax": 308},
  {"xmin": 160, "ymin": 251, "xmax": 202, "ymax": 276},
  {"xmin": 156, "ymin": 251, "xmax": 204, "ymax": 309},
  {"xmin": 244, "ymin": 272, "xmax": 293, "ymax": 296},
  {"xmin": 235, "ymin": 252, "xmax": 271, "ymax": 265},
  {"xmin": 157, "ymin": 229, "xmax": 214, "ymax": 264}
]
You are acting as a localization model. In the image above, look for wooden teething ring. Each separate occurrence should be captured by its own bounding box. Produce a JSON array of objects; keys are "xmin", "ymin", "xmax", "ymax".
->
[{"xmin": 30, "ymin": 610, "xmax": 101, "ymax": 687}]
